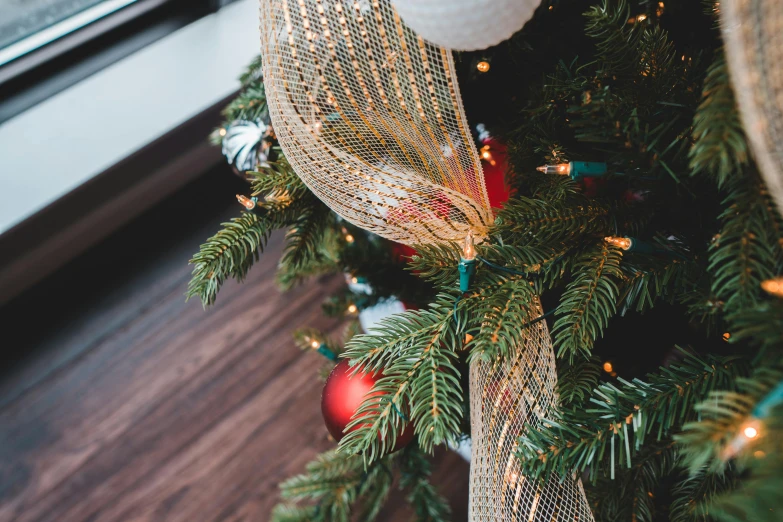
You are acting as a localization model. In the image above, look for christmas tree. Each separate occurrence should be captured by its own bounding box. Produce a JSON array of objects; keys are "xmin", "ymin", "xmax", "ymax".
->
[{"xmin": 189, "ymin": 0, "xmax": 783, "ymax": 520}]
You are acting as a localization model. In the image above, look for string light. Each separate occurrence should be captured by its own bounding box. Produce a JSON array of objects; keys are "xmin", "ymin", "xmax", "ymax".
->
[
  {"xmin": 345, "ymin": 234, "xmax": 355, "ymax": 244},
  {"xmin": 761, "ymin": 277, "xmax": 783, "ymax": 297},
  {"xmin": 458, "ymin": 231, "xmax": 478, "ymax": 292},
  {"xmin": 536, "ymin": 163, "xmax": 570, "ymax": 175},
  {"xmin": 351, "ymin": 276, "xmax": 359, "ymax": 284},
  {"xmin": 536, "ymin": 161, "xmax": 608, "ymax": 180},
  {"xmin": 743, "ymin": 425, "xmax": 759, "ymax": 439},
  {"xmin": 476, "ymin": 60, "xmax": 491, "ymax": 73},
  {"xmin": 603, "ymin": 361, "xmax": 614, "ymax": 373},
  {"xmin": 723, "ymin": 332, "xmax": 731, "ymax": 342},
  {"xmin": 219, "ymin": 128, "xmax": 227, "ymax": 137},
  {"xmin": 236, "ymin": 194, "xmax": 257, "ymax": 210},
  {"xmin": 604, "ymin": 236, "xmax": 633, "ymax": 251},
  {"xmin": 347, "ymin": 304, "xmax": 358, "ymax": 314},
  {"xmin": 310, "ymin": 340, "xmax": 321, "ymax": 349},
  {"xmin": 463, "ymin": 231, "xmax": 477, "ymax": 261}
]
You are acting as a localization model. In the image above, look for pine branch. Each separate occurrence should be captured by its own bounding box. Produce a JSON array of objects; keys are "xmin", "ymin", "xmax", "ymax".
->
[
  {"xmin": 239, "ymin": 54, "xmax": 264, "ymax": 86},
  {"xmin": 467, "ymin": 278, "xmax": 539, "ymax": 362},
  {"xmin": 186, "ymin": 212, "xmax": 273, "ymax": 307},
  {"xmin": 340, "ymin": 295, "xmax": 463, "ymax": 461},
  {"xmin": 709, "ymin": 174, "xmax": 781, "ymax": 314},
  {"xmin": 585, "ymin": 0, "xmax": 646, "ymax": 79},
  {"xmin": 590, "ymin": 442, "xmax": 678, "ymax": 522},
  {"xmin": 398, "ymin": 445, "xmax": 451, "ymax": 522},
  {"xmin": 281, "ymin": 202, "xmax": 334, "ymax": 271},
  {"xmin": 552, "ymin": 241, "xmax": 624, "ymax": 360},
  {"xmin": 249, "ymin": 158, "xmax": 310, "ymax": 202},
  {"xmin": 676, "ymin": 366, "xmax": 783, "ymax": 473},
  {"xmin": 725, "ymin": 300, "xmax": 783, "ymax": 353},
  {"xmin": 495, "ymin": 197, "xmax": 613, "ymax": 246},
  {"xmin": 670, "ymin": 466, "xmax": 737, "ymax": 522},
  {"xmin": 270, "ymin": 504, "xmax": 318, "ymax": 522},
  {"xmin": 617, "ymin": 254, "xmax": 702, "ymax": 314},
  {"xmin": 557, "ymin": 356, "xmax": 602, "ymax": 408},
  {"xmin": 689, "ymin": 51, "xmax": 748, "ymax": 187},
  {"xmin": 274, "ymin": 449, "xmax": 395, "ymax": 522},
  {"xmin": 517, "ymin": 350, "xmax": 745, "ymax": 481}
]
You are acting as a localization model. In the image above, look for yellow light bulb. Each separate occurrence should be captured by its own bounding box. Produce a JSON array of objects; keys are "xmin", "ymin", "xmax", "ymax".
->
[
  {"xmin": 604, "ymin": 236, "xmax": 633, "ymax": 250},
  {"xmin": 219, "ymin": 128, "xmax": 227, "ymax": 137},
  {"xmin": 236, "ymin": 194, "xmax": 256, "ymax": 210},
  {"xmin": 311, "ymin": 340, "xmax": 320, "ymax": 349},
  {"xmin": 744, "ymin": 426, "xmax": 758, "ymax": 439},
  {"xmin": 536, "ymin": 163, "xmax": 571, "ymax": 175},
  {"xmin": 761, "ymin": 277, "xmax": 783, "ymax": 297},
  {"xmin": 345, "ymin": 234, "xmax": 355, "ymax": 244},
  {"xmin": 463, "ymin": 231, "xmax": 477, "ymax": 261},
  {"xmin": 351, "ymin": 277, "xmax": 358, "ymax": 284},
  {"xmin": 347, "ymin": 304, "xmax": 358, "ymax": 314},
  {"xmin": 476, "ymin": 61, "xmax": 490, "ymax": 73},
  {"xmin": 603, "ymin": 361, "xmax": 614, "ymax": 373}
]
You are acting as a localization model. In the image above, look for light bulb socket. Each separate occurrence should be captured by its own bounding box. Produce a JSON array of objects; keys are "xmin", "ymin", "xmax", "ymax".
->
[
  {"xmin": 316, "ymin": 343, "xmax": 338, "ymax": 361},
  {"xmin": 458, "ymin": 258, "xmax": 477, "ymax": 292},
  {"xmin": 568, "ymin": 161, "xmax": 608, "ymax": 180}
]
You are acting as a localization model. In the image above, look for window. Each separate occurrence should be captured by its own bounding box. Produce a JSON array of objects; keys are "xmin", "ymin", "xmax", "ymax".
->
[{"xmin": 0, "ymin": 0, "xmax": 144, "ymax": 67}]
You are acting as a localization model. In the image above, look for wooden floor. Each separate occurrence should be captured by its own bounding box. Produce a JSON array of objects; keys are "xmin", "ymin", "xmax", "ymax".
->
[{"xmin": 0, "ymin": 167, "xmax": 469, "ymax": 522}]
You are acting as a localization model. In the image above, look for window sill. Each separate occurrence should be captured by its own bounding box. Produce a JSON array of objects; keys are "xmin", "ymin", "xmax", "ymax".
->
[{"xmin": 0, "ymin": 0, "xmax": 259, "ymax": 304}]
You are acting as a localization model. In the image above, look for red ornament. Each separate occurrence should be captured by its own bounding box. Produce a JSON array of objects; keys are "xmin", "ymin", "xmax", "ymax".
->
[
  {"xmin": 321, "ymin": 359, "xmax": 414, "ymax": 452},
  {"xmin": 480, "ymin": 138, "xmax": 511, "ymax": 209}
]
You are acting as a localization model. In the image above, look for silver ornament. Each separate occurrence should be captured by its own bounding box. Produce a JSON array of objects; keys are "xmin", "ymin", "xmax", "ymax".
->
[{"xmin": 221, "ymin": 118, "xmax": 274, "ymax": 172}]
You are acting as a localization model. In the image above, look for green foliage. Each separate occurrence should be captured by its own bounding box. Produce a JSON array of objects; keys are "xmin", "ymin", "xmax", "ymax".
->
[
  {"xmin": 495, "ymin": 196, "xmax": 612, "ymax": 246},
  {"xmin": 675, "ymin": 368, "xmax": 783, "ymax": 522},
  {"xmin": 517, "ymin": 350, "xmax": 745, "ymax": 481},
  {"xmin": 556, "ymin": 356, "xmax": 602, "ymax": 408},
  {"xmin": 398, "ymin": 445, "xmax": 452, "ymax": 521},
  {"xmin": 248, "ymin": 159, "xmax": 310, "ymax": 201},
  {"xmin": 282, "ymin": 203, "xmax": 334, "ymax": 271},
  {"xmin": 708, "ymin": 175, "xmax": 782, "ymax": 314},
  {"xmin": 272, "ymin": 450, "xmax": 393, "ymax": 522},
  {"xmin": 272, "ymin": 445, "xmax": 450, "ymax": 522},
  {"xmin": 676, "ymin": 366, "xmax": 783, "ymax": 472},
  {"xmin": 340, "ymin": 295, "xmax": 463, "ymax": 461},
  {"xmin": 669, "ymin": 466, "xmax": 736, "ymax": 522},
  {"xmin": 552, "ymin": 242, "xmax": 624, "ymax": 360},
  {"xmin": 689, "ymin": 51, "xmax": 747, "ymax": 187},
  {"xmin": 726, "ymin": 300, "xmax": 783, "ymax": 354},
  {"xmin": 186, "ymin": 211, "xmax": 273, "ymax": 307},
  {"xmin": 188, "ymin": 158, "xmax": 331, "ymax": 307},
  {"xmin": 591, "ymin": 442, "xmax": 678, "ymax": 522},
  {"xmin": 466, "ymin": 278, "xmax": 538, "ymax": 362}
]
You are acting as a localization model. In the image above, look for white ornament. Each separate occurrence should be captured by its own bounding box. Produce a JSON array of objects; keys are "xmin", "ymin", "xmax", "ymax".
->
[{"xmin": 391, "ymin": 0, "xmax": 541, "ymax": 51}]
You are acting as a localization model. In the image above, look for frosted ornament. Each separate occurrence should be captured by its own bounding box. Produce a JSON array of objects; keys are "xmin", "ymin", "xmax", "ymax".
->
[{"xmin": 391, "ymin": 0, "xmax": 541, "ymax": 51}]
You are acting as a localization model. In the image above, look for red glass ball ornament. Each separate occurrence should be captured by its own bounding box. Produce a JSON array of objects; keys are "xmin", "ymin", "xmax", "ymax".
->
[{"xmin": 321, "ymin": 360, "xmax": 414, "ymax": 452}]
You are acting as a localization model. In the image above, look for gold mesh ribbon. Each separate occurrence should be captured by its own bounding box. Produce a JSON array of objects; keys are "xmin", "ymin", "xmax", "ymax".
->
[
  {"xmin": 469, "ymin": 298, "xmax": 595, "ymax": 522},
  {"xmin": 721, "ymin": 0, "xmax": 783, "ymax": 215},
  {"xmin": 259, "ymin": 0, "xmax": 493, "ymax": 245}
]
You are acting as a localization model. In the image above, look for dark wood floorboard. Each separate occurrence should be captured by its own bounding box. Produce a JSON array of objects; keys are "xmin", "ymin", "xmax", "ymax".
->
[{"xmin": 0, "ymin": 167, "xmax": 469, "ymax": 522}]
